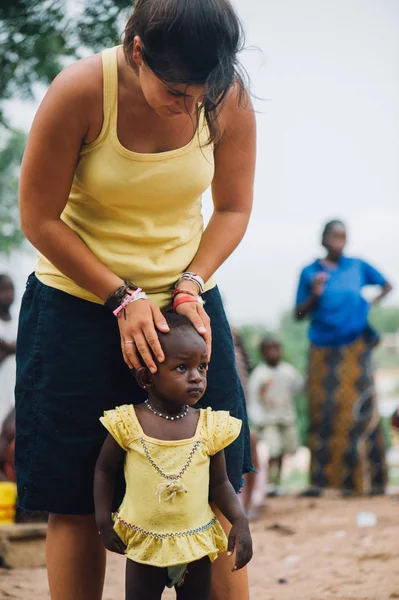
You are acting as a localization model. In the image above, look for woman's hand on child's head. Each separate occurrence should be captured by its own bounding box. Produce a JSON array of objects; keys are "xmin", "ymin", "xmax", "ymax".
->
[
  {"xmin": 227, "ymin": 516, "xmax": 253, "ymax": 571},
  {"xmin": 98, "ymin": 523, "xmax": 127, "ymax": 555},
  {"xmin": 175, "ymin": 301, "xmax": 212, "ymax": 361},
  {"xmin": 118, "ymin": 299, "xmax": 170, "ymax": 373}
]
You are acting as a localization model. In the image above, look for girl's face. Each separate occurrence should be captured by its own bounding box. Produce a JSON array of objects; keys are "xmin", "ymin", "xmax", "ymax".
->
[
  {"xmin": 132, "ymin": 37, "xmax": 206, "ymax": 118},
  {"xmin": 146, "ymin": 329, "xmax": 208, "ymax": 408}
]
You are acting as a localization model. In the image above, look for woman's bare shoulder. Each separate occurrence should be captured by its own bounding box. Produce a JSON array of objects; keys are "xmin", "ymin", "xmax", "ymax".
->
[
  {"xmin": 217, "ymin": 83, "xmax": 255, "ymax": 140},
  {"xmin": 49, "ymin": 53, "xmax": 103, "ymax": 104},
  {"xmin": 34, "ymin": 53, "xmax": 104, "ymax": 143}
]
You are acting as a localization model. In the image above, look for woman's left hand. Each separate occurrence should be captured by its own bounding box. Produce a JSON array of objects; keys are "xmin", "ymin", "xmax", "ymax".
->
[{"xmin": 174, "ymin": 291, "xmax": 212, "ymax": 359}]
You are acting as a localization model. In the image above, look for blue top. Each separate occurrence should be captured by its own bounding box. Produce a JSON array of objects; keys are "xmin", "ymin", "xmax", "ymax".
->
[{"xmin": 296, "ymin": 257, "xmax": 387, "ymax": 347}]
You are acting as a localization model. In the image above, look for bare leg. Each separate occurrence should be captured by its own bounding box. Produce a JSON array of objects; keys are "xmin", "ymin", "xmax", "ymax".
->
[
  {"xmin": 268, "ymin": 456, "xmax": 283, "ymax": 486},
  {"xmin": 242, "ymin": 432, "xmax": 259, "ymax": 514},
  {"xmin": 209, "ymin": 504, "xmax": 250, "ymax": 600},
  {"xmin": 46, "ymin": 514, "xmax": 106, "ymax": 600},
  {"xmin": 125, "ymin": 559, "xmax": 167, "ymax": 600},
  {"xmin": 176, "ymin": 556, "xmax": 212, "ymax": 600}
]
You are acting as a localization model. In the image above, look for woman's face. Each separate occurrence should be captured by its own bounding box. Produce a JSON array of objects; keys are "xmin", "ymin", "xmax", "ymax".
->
[
  {"xmin": 324, "ymin": 224, "xmax": 347, "ymax": 258},
  {"xmin": 132, "ymin": 37, "xmax": 205, "ymax": 119}
]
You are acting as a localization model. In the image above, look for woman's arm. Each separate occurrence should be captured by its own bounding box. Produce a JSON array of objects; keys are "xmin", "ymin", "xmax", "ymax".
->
[
  {"xmin": 20, "ymin": 58, "xmax": 124, "ymax": 301},
  {"xmin": 295, "ymin": 272, "xmax": 328, "ymax": 320},
  {"xmin": 19, "ymin": 58, "xmax": 168, "ymax": 372},
  {"xmin": 94, "ymin": 434, "xmax": 127, "ymax": 555},
  {"xmin": 175, "ymin": 89, "xmax": 255, "ymax": 351},
  {"xmin": 372, "ymin": 282, "xmax": 392, "ymax": 306},
  {"xmin": 187, "ymin": 89, "xmax": 256, "ymax": 283},
  {"xmin": 209, "ymin": 450, "xmax": 252, "ymax": 571}
]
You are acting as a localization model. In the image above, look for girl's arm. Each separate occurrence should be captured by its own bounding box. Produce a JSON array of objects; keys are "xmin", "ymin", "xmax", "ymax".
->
[
  {"xmin": 94, "ymin": 434, "xmax": 127, "ymax": 555},
  {"xmin": 209, "ymin": 450, "xmax": 252, "ymax": 571}
]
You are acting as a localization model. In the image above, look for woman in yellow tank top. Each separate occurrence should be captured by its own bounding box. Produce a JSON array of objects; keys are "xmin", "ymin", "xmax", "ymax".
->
[{"xmin": 17, "ymin": 1, "xmax": 256, "ymax": 599}]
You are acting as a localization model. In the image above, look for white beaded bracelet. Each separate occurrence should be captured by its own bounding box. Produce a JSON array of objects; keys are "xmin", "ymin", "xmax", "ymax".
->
[
  {"xmin": 176, "ymin": 272, "xmax": 205, "ymax": 295},
  {"xmin": 125, "ymin": 291, "xmax": 148, "ymax": 307}
]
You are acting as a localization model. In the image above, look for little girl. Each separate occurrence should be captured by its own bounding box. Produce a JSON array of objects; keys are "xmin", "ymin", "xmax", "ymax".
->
[{"xmin": 94, "ymin": 312, "xmax": 252, "ymax": 599}]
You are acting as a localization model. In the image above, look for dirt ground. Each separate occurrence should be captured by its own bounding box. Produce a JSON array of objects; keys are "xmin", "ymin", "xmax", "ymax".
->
[{"xmin": 1, "ymin": 495, "xmax": 399, "ymax": 599}]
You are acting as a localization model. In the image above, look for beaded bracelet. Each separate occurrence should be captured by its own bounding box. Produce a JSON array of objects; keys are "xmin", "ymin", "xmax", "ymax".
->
[
  {"xmin": 105, "ymin": 280, "xmax": 139, "ymax": 312},
  {"xmin": 172, "ymin": 288, "xmax": 197, "ymax": 298},
  {"xmin": 175, "ymin": 272, "xmax": 205, "ymax": 295}
]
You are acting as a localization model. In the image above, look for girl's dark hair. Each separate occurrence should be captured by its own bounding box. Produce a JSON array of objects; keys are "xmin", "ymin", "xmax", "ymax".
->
[
  {"xmin": 123, "ymin": 0, "xmax": 247, "ymax": 143},
  {"xmin": 321, "ymin": 219, "xmax": 345, "ymax": 246}
]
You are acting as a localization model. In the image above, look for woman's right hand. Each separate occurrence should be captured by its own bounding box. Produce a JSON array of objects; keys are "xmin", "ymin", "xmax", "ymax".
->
[
  {"xmin": 117, "ymin": 299, "xmax": 170, "ymax": 373},
  {"xmin": 311, "ymin": 272, "xmax": 328, "ymax": 297}
]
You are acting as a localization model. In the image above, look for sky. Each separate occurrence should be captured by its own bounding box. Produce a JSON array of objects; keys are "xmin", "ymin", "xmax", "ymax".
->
[{"xmin": 3, "ymin": 0, "xmax": 399, "ymax": 326}]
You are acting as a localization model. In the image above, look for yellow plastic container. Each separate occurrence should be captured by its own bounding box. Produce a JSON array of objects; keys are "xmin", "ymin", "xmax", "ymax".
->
[{"xmin": 0, "ymin": 482, "xmax": 17, "ymax": 523}]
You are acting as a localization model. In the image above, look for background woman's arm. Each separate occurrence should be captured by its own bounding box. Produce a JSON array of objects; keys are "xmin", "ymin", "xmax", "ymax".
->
[
  {"xmin": 372, "ymin": 282, "xmax": 392, "ymax": 306},
  {"xmin": 295, "ymin": 273, "xmax": 327, "ymax": 320}
]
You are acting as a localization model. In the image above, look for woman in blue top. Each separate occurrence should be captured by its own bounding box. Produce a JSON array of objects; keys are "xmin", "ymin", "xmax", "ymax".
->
[{"xmin": 295, "ymin": 220, "xmax": 392, "ymax": 496}]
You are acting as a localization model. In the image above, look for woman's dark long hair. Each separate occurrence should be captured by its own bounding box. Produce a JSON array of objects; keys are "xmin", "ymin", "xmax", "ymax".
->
[{"xmin": 123, "ymin": 0, "xmax": 248, "ymax": 143}]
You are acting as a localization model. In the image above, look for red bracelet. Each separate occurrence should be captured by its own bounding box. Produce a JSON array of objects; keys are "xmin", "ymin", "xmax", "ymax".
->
[
  {"xmin": 172, "ymin": 288, "xmax": 197, "ymax": 298},
  {"xmin": 173, "ymin": 295, "xmax": 200, "ymax": 310}
]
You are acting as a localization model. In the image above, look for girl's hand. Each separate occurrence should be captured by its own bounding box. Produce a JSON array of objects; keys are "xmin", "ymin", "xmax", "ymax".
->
[
  {"xmin": 227, "ymin": 516, "xmax": 253, "ymax": 571},
  {"xmin": 118, "ymin": 299, "xmax": 170, "ymax": 373},
  {"xmin": 98, "ymin": 523, "xmax": 127, "ymax": 555},
  {"xmin": 174, "ymin": 298, "xmax": 212, "ymax": 360}
]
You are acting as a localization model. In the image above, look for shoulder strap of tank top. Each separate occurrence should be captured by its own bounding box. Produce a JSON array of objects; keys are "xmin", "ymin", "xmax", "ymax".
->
[{"xmin": 101, "ymin": 46, "xmax": 119, "ymax": 134}]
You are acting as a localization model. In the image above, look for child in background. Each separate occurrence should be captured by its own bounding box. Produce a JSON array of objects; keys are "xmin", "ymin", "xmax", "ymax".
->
[
  {"xmin": 248, "ymin": 337, "xmax": 303, "ymax": 495},
  {"xmin": 0, "ymin": 275, "xmax": 17, "ymax": 430},
  {"xmin": 94, "ymin": 313, "xmax": 252, "ymax": 600}
]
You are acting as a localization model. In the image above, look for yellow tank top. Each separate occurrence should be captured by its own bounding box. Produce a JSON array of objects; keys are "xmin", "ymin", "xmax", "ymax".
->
[{"xmin": 35, "ymin": 46, "xmax": 215, "ymax": 308}]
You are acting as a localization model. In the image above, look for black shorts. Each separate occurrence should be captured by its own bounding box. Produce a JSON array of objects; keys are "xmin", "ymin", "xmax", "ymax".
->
[{"xmin": 15, "ymin": 274, "xmax": 252, "ymax": 515}]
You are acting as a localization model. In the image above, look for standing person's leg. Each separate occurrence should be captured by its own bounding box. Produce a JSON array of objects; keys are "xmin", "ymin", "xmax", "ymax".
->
[
  {"xmin": 175, "ymin": 557, "xmax": 212, "ymax": 600},
  {"xmin": 125, "ymin": 560, "xmax": 167, "ymax": 600},
  {"xmin": 196, "ymin": 287, "xmax": 252, "ymax": 599},
  {"xmin": 46, "ymin": 515, "xmax": 106, "ymax": 600},
  {"xmin": 15, "ymin": 276, "xmax": 142, "ymax": 599},
  {"xmin": 367, "ymin": 422, "xmax": 387, "ymax": 494},
  {"xmin": 240, "ymin": 431, "xmax": 259, "ymax": 514},
  {"xmin": 209, "ymin": 506, "xmax": 250, "ymax": 600}
]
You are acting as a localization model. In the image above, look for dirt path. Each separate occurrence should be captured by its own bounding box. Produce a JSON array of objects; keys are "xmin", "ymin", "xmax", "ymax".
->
[{"xmin": 1, "ymin": 496, "xmax": 399, "ymax": 599}]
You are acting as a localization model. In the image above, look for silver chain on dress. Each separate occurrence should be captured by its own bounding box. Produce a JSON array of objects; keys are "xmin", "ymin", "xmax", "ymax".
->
[{"xmin": 140, "ymin": 437, "xmax": 201, "ymax": 481}]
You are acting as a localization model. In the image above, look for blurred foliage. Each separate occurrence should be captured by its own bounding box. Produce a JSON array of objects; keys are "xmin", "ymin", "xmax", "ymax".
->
[
  {"xmin": 370, "ymin": 305, "xmax": 399, "ymax": 334},
  {"xmin": 0, "ymin": 129, "xmax": 27, "ymax": 252},
  {"xmin": 77, "ymin": 0, "xmax": 133, "ymax": 53},
  {"xmin": 0, "ymin": 0, "xmax": 133, "ymax": 253},
  {"xmin": 0, "ymin": 0, "xmax": 133, "ymax": 126},
  {"xmin": 0, "ymin": 1, "xmax": 74, "ymax": 126}
]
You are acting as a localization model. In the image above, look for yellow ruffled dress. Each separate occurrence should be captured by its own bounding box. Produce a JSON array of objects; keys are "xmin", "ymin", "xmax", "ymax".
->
[{"xmin": 100, "ymin": 405, "xmax": 241, "ymax": 568}]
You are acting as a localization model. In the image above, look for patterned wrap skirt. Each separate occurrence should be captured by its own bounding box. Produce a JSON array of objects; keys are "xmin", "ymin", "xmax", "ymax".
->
[{"xmin": 307, "ymin": 333, "xmax": 387, "ymax": 494}]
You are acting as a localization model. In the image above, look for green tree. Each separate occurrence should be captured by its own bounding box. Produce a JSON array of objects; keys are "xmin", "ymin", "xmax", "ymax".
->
[
  {"xmin": 0, "ymin": 0, "xmax": 133, "ymax": 253},
  {"xmin": 370, "ymin": 305, "xmax": 399, "ymax": 334},
  {"xmin": 0, "ymin": 130, "xmax": 27, "ymax": 252},
  {"xmin": 0, "ymin": 0, "xmax": 133, "ymax": 126}
]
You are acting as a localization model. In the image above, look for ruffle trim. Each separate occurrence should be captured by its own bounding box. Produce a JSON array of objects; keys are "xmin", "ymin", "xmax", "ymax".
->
[{"xmin": 113, "ymin": 513, "xmax": 227, "ymax": 567}]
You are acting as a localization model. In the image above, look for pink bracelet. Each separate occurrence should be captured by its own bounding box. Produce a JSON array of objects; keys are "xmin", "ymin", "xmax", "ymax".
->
[{"xmin": 113, "ymin": 288, "xmax": 142, "ymax": 317}]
